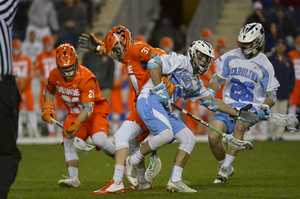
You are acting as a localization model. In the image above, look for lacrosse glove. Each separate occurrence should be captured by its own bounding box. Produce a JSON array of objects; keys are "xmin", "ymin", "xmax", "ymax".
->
[
  {"xmin": 41, "ymin": 102, "xmax": 56, "ymax": 124},
  {"xmin": 258, "ymin": 104, "xmax": 270, "ymax": 120},
  {"xmin": 78, "ymin": 33, "xmax": 105, "ymax": 54},
  {"xmin": 151, "ymin": 80, "xmax": 171, "ymax": 107},
  {"xmin": 162, "ymin": 76, "xmax": 176, "ymax": 98},
  {"xmin": 230, "ymin": 104, "xmax": 259, "ymax": 123},
  {"xmin": 63, "ymin": 120, "xmax": 82, "ymax": 139}
]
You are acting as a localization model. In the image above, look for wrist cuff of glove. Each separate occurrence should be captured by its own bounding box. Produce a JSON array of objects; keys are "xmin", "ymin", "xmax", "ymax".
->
[
  {"xmin": 42, "ymin": 101, "xmax": 54, "ymax": 110},
  {"xmin": 207, "ymin": 88, "xmax": 216, "ymax": 97},
  {"xmin": 151, "ymin": 80, "xmax": 166, "ymax": 93}
]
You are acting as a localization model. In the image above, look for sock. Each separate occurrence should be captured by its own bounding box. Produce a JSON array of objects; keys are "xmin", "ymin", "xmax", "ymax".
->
[
  {"xmin": 113, "ymin": 165, "xmax": 124, "ymax": 184},
  {"xmin": 138, "ymin": 168, "xmax": 147, "ymax": 184},
  {"xmin": 68, "ymin": 167, "xmax": 78, "ymax": 178},
  {"xmin": 170, "ymin": 166, "xmax": 183, "ymax": 182},
  {"xmin": 222, "ymin": 154, "xmax": 235, "ymax": 168},
  {"xmin": 218, "ymin": 159, "xmax": 225, "ymax": 167},
  {"xmin": 130, "ymin": 150, "xmax": 144, "ymax": 165}
]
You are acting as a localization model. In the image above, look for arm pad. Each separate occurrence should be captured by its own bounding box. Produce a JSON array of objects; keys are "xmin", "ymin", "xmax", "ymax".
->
[
  {"xmin": 147, "ymin": 56, "xmax": 163, "ymax": 70},
  {"xmin": 209, "ymin": 74, "xmax": 225, "ymax": 90},
  {"xmin": 82, "ymin": 102, "xmax": 95, "ymax": 118},
  {"xmin": 266, "ymin": 91, "xmax": 277, "ymax": 105}
]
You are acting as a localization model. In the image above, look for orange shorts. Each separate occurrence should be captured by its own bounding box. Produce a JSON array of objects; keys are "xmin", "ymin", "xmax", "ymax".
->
[
  {"xmin": 289, "ymin": 80, "xmax": 300, "ymax": 106},
  {"xmin": 63, "ymin": 113, "xmax": 110, "ymax": 140},
  {"xmin": 125, "ymin": 108, "xmax": 150, "ymax": 142}
]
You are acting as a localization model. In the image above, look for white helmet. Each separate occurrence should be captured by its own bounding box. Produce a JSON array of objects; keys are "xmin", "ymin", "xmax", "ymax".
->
[
  {"xmin": 187, "ymin": 40, "xmax": 215, "ymax": 75},
  {"xmin": 238, "ymin": 22, "xmax": 265, "ymax": 59}
]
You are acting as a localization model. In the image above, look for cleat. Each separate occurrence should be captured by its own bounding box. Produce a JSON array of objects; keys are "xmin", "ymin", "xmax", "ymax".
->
[
  {"xmin": 166, "ymin": 180, "xmax": 197, "ymax": 193},
  {"xmin": 125, "ymin": 156, "xmax": 138, "ymax": 186},
  {"xmin": 213, "ymin": 166, "xmax": 235, "ymax": 184},
  {"xmin": 58, "ymin": 176, "xmax": 82, "ymax": 188},
  {"xmin": 93, "ymin": 179, "xmax": 125, "ymax": 194},
  {"xmin": 126, "ymin": 182, "xmax": 153, "ymax": 190}
]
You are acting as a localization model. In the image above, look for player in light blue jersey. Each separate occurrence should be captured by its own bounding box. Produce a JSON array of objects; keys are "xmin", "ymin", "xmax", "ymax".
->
[
  {"xmin": 125, "ymin": 40, "xmax": 258, "ymax": 192},
  {"xmin": 207, "ymin": 23, "xmax": 280, "ymax": 183}
]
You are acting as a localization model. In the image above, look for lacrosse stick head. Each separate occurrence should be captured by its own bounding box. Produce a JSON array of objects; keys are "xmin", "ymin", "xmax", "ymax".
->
[
  {"xmin": 268, "ymin": 113, "xmax": 299, "ymax": 132},
  {"xmin": 73, "ymin": 137, "xmax": 95, "ymax": 156},
  {"xmin": 145, "ymin": 152, "xmax": 162, "ymax": 184},
  {"xmin": 223, "ymin": 134, "xmax": 253, "ymax": 150}
]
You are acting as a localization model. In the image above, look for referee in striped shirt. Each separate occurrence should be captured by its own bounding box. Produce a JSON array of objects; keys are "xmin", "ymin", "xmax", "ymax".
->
[{"xmin": 0, "ymin": 1, "xmax": 21, "ymax": 198}]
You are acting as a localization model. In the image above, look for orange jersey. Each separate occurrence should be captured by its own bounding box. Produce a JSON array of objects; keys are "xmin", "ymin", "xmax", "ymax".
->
[
  {"xmin": 36, "ymin": 49, "xmax": 56, "ymax": 81},
  {"xmin": 110, "ymin": 61, "xmax": 125, "ymax": 114},
  {"xmin": 288, "ymin": 51, "xmax": 300, "ymax": 105},
  {"xmin": 46, "ymin": 65, "xmax": 111, "ymax": 118},
  {"xmin": 288, "ymin": 51, "xmax": 300, "ymax": 80},
  {"xmin": 125, "ymin": 41, "xmax": 154, "ymax": 102}
]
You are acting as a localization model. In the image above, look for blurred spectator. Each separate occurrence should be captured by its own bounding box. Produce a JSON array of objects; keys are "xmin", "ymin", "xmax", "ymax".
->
[
  {"xmin": 159, "ymin": 37, "xmax": 174, "ymax": 54},
  {"xmin": 58, "ymin": 0, "xmax": 87, "ymax": 48},
  {"xmin": 216, "ymin": 37, "xmax": 228, "ymax": 56},
  {"xmin": 265, "ymin": 22, "xmax": 281, "ymax": 54},
  {"xmin": 134, "ymin": 34, "xmax": 146, "ymax": 42},
  {"xmin": 267, "ymin": 39, "xmax": 295, "ymax": 140},
  {"xmin": 272, "ymin": 6, "xmax": 296, "ymax": 48},
  {"xmin": 288, "ymin": 36, "xmax": 300, "ymax": 117},
  {"xmin": 21, "ymin": 31, "xmax": 43, "ymax": 64},
  {"xmin": 149, "ymin": 15, "xmax": 184, "ymax": 51},
  {"xmin": 25, "ymin": 0, "xmax": 59, "ymax": 43},
  {"xmin": 36, "ymin": 35, "xmax": 64, "ymax": 137},
  {"xmin": 12, "ymin": 39, "xmax": 38, "ymax": 138},
  {"xmin": 246, "ymin": 1, "xmax": 269, "ymax": 34},
  {"xmin": 82, "ymin": 32, "xmax": 114, "ymax": 101},
  {"xmin": 12, "ymin": 1, "xmax": 31, "ymax": 41}
]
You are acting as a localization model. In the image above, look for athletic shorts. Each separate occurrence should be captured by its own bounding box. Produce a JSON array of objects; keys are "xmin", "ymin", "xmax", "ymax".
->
[{"xmin": 137, "ymin": 92, "xmax": 185, "ymax": 136}]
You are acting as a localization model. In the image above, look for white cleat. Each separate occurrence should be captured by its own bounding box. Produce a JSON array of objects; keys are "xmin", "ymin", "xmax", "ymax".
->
[
  {"xmin": 125, "ymin": 156, "xmax": 139, "ymax": 186},
  {"xmin": 213, "ymin": 166, "xmax": 235, "ymax": 184},
  {"xmin": 166, "ymin": 180, "xmax": 197, "ymax": 193},
  {"xmin": 93, "ymin": 179, "xmax": 125, "ymax": 194},
  {"xmin": 58, "ymin": 176, "xmax": 82, "ymax": 188}
]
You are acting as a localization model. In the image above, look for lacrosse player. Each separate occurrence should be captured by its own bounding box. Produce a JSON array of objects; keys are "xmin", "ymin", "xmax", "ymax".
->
[
  {"xmin": 125, "ymin": 39, "xmax": 259, "ymax": 193},
  {"xmin": 41, "ymin": 43, "xmax": 115, "ymax": 188},
  {"xmin": 207, "ymin": 22, "xmax": 280, "ymax": 183}
]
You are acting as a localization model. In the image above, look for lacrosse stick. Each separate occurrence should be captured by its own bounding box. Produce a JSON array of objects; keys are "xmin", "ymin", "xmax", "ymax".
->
[
  {"xmin": 145, "ymin": 151, "xmax": 162, "ymax": 184},
  {"xmin": 171, "ymin": 103, "xmax": 253, "ymax": 151},
  {"xmin": 50, "ymin": 117, "xmax": 95, "ymax": 157},
  {"xmin": 266, "ymin": 113, "xmax": 298, "ymax": 132}
]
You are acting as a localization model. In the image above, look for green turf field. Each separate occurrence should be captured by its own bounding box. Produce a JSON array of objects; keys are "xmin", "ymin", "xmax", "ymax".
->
[{"xmin": 9, "ymin": 141, "xmax": 300, "ymax": 199}]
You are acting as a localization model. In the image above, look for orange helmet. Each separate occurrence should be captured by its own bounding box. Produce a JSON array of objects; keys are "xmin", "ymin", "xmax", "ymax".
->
[
  {"xmin": 201, "ymin": 28, "xmax": 212, "ymax": 37},
  {"xmin": 135, "ymin": 34, "xmax": 146, "ymax": 42},
  {"xmin": 217, "ymin": 37, "xmax": 227, "ymax": 47},
  {"xmin": 43, "ymin": 35, "xmax": 53, "ymax": 44},
  {"xmin": 55, "ymin": 43, "xmax": 78, "ymax": 81},
  {"xmin": 159, "ymin": 37, "xmax": 174, "ymax": 47},
  {"xmin": 12, "ymin": 39, "xmax": 22, "ymax": 48},
  {"xmin": 295, "ymin": 35, "xmax": 300, "ymax": 43},
  {"xmin": 104, "ymin": 25, "xmax": 132, "ymax": 63}
]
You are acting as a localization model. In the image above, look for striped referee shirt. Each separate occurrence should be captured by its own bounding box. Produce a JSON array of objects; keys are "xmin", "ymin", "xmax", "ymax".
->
[{"xmin": 0, "ymin": 0, "xmax": 19, "ymax": 75}]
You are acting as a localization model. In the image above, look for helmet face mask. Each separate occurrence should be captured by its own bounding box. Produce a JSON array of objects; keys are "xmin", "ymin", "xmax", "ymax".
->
[
  {"xmin": 56, "ymin": 43, "xmax": 78, "ymax": 81},
  {"xmin": 188, "ymin": 40, "xmax": 215, "ymax": 75},
  {"xmin": 104, "ymin": 25, "xmax": 132, "ymax": 63},
  {"xmin": 238, "ymin": 23, "xmax": 265, "ymax": 59}
]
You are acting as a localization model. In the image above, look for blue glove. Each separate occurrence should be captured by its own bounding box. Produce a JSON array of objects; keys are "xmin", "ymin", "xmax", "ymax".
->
[
  {"xmin": 151, "ymin": 80, "xmax": 171, "ymax": 107},
  {"xmin": 258, "ymin": 104, "xmax": 270, "ymax": 120},
  {"xmin": 206, "ymin": 88, "xmax": 216, "ymax": 97}
]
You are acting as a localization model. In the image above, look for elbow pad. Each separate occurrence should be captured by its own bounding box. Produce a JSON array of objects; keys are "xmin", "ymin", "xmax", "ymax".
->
[
  {"xmin": 266, "ymin": 91, "xmax": 277, "ymax": 105},
  {"xmin": 200, "ymin": 97, "xmax": 219, "ymax": 112},
  {"xmin": 82, "ymin": 102, "xmax": 95, "ymax": 118},
  {"xmin": 209, "ymin": 74, "xmax": 225, "ymax": 89},
  {"xmin": 147, "ymin": 56, "xmax": 162, "ymax": 70}
]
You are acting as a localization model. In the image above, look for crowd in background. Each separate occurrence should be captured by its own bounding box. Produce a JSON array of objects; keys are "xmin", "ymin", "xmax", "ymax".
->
[{"xmin": 11, "ymin": 0, "xmax": 300, "ymax": 140}]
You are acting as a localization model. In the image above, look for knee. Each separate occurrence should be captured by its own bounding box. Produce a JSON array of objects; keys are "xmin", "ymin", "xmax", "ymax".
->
[
  {"xmin": 208, "ymin": 130, "xmax": 221, "ymax": 145},
  {"xmin": 161, "ymin": 129, "xmax": 174, "ymax": 144},
  {"xmin": 114, "ymin": 130, "xmax": 129, "ymax": 150}
]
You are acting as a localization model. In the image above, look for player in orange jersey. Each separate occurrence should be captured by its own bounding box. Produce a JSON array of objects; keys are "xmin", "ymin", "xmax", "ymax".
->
[
  {"xmin": 41, "ymin": 43, "xmax": 116, "ymax": 188},
  {"xmin": 79, "ymin": 25, "xmax": 169, "ymax": 193},
  {"xmin": 12, "ymin": 39, "xmax": 38, "ymax": 138},
  {"xmin": 288, "ymin": 36, "xmax": 300, "ymax": 117},
  {"xmin": 36, "ymin": 35, "xmax": 66, "ymax": 136}
]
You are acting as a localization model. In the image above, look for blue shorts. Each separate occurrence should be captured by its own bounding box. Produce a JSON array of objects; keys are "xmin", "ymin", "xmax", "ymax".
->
[
  {"xmin": 211, "ymin": 102, "xmax": 257, "ymax": 134},
  {"xmin": 137, "ymin": 92, "xmax": 186, "ymax": 136}
]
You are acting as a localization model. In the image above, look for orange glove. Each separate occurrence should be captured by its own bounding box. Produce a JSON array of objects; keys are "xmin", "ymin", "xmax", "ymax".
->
[
  {"xmin": 63, "ymin": 120, "xmax": 82, "ymax": 139},
  {"xmin": 162, "ymin": 76, "xmax": 176, "ymax": 98},
  {"xmin": 41, "ymin": 102, "xmax": 56, "ymax": 124}
]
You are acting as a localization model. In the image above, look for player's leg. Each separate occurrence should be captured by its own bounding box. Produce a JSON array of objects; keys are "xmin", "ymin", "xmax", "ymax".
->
[
  {"xmin": 58, "ymin": 117, "xmax": 82, "ymax": 188},
  {"xmin": 93, "ymin": 120, "xmax": 144, "ymax": 194},
  {"xmin": 166, "ymin": 126, "xmax": 197, "ymax": 193},
  {"xmin": 25, "ymin": 89, "xmax": 38, "ymax": 137}
]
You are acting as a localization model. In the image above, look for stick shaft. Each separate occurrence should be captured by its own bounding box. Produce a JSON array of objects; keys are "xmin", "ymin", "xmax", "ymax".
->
[
  {"xmin": 171, "ymin": 103, "xmax": 224, "ymax": 136},
  {"xmin": 50, "ymin": 117, "xmax": 66, "ymax": 130}
]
